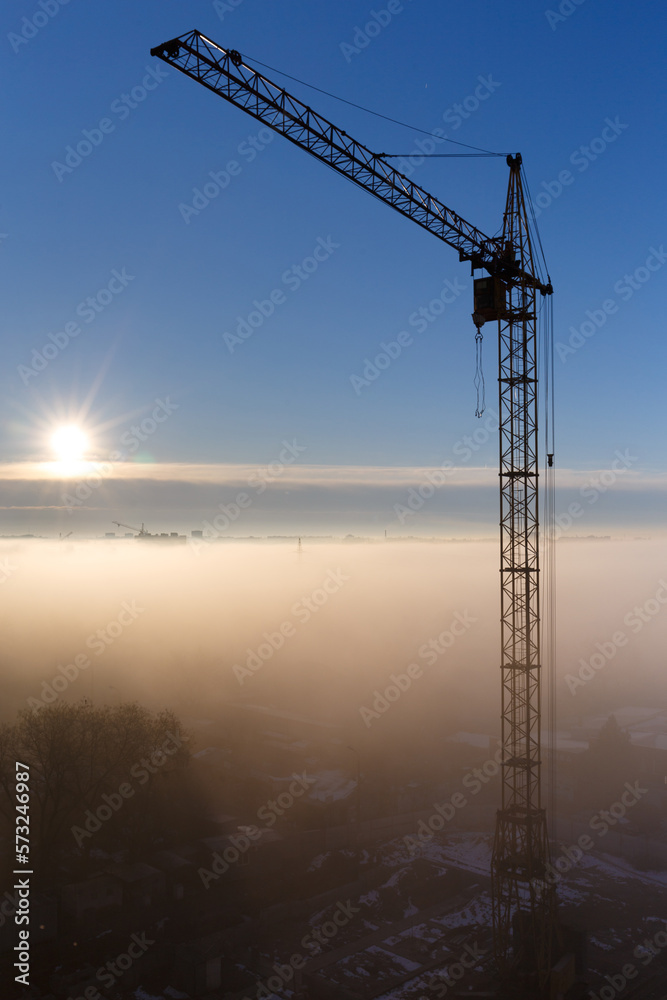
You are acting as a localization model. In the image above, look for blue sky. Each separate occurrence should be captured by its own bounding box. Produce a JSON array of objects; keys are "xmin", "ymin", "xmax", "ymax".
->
[{"xmin": 1, "ymin": 0, "xmax": 666, "ymax": 534}]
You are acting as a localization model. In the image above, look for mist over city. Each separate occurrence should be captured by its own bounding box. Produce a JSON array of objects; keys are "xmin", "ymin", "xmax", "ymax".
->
[{"xmin": 2, "ymin": 539, "xmax": 667, "ymax": 728}]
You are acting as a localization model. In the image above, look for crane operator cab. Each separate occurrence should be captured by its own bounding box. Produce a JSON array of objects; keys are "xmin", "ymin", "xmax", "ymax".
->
[{"xmin": 472, "ymin": 275, "xmax": 507, "ymax": 327}]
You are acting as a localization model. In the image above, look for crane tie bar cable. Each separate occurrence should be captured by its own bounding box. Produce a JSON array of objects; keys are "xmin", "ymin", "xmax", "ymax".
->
[
  {"xmin": 380, "ymin": 152, "xmax": 504, "ymax": 158},
  {"xmin": 239, "ymin": 51, "xmax": 506, "ymax": 156}
]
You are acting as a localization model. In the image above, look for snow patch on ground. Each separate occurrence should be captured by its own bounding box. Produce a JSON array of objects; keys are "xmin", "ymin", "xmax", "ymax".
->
[
  {"xmin": 435, "ymin": 833, "xmax": 493, "ymax": 874},
  {"xmin": 374, "ymin": 973, "xmax": 433, "ymax": 1000},
  {"xmin": 556, "ymin": 882, "xmax": 589, "ymax": 903},
  {"xmin": 381, "ymin": 866, "xmax": 411, "ymax": 889},
  {"xmin": 399, "ymin": 922, "xmax": 443, "ymax": 944},
  {"xmin": 433, "ymin": 892, "xmax": 493, "ymax": 929},
  {"xmin": 579, "ymin": 851, "xmax": 667, "ymax": 888},
  {"xmin": 367, "ymin": 945, "xmax": 421, "ymax": 972}
]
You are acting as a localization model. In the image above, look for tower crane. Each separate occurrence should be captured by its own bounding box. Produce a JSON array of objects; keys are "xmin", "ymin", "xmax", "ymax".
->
[
  {"xmin": 151, "ymin": 30, "xmax": 557, "ymax": 991},
  {"xmin": 112, "ymin": 520, "xmax": 148, "ymax": 536}
]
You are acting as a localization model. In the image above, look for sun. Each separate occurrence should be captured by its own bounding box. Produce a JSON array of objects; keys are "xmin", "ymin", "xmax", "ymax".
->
[{"xmin": 51, "ymin": 425, "xmax": 89, "ymax": 463}]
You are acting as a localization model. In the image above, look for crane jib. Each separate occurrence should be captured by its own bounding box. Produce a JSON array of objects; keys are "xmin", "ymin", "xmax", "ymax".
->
[{"xmin": 151, "ymin": 31, "xmax": 549, "ymax": 295}]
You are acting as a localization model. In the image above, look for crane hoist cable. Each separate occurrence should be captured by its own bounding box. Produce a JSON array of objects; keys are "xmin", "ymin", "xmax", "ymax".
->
[
  {"xmin": 542, "ymin": 291, "xmax": 557, "ymax": 837},
  {"xmin": 474, "ymin": 328, "xmax": 486, "ymax": 418},
  {"xmin": 521, "ymin": 163, "xmax": 551, "ymax": 287},
  {"xmin": 520, "ymin": 163, "xmax": 558, "ymax": 835},
  {"xmin": 524, "ymin": 166, "xmax": 557, "ymax": 837}
]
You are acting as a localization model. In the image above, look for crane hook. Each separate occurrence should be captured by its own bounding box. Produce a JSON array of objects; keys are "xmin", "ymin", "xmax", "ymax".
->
[{"xmin": 473, "ymin": 318, "xmax": 486, "ymax": 418}]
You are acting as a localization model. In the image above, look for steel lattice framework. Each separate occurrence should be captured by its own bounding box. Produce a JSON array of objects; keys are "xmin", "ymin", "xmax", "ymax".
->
[
  {"xmin": 151, "ymin": 31, "xmax": 555, "ymax": 990},
  {"xmin": 491, "ymin": 160, "xmax": 554, "ymax": 988}
]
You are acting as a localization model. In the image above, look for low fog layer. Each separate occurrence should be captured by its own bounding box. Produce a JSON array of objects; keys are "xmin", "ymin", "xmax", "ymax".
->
[{"xmin": 1, "ymin": 539, "xmax": 666, "ymax": 742}]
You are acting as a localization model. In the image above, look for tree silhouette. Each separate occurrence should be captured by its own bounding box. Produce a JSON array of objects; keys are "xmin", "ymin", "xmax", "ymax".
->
[
  {"xmin": 0, "ymin": 700, "xmax": 191, "ymax": 876},
  {"xmin": 589, "ymin": 714, "xmax": 630, "ymax": 751},
  {"xmin": 583, "ymin": 714, "xmax": 634, "ymax": 810}
]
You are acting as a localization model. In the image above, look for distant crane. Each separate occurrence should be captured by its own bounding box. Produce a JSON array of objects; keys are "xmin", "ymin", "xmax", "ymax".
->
[
  {"xmin": 112, "ymin": 520, "xmax": 149, "ymax": 536},
  {"xmin": 151, "ymin": 31, "xmax": 557, "ymax": 991}
]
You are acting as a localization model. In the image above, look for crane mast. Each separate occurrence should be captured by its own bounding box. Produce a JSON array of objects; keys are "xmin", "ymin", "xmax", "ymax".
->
[
  {"xmin": 492, "ymin": 160, "xmax": 554, "ymax": 982},
  {"xmin": 151, "ymin": 31, "xmax": 555, "ymax": 990}
]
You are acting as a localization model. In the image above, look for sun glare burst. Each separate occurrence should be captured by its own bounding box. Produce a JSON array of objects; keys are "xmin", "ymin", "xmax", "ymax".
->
[{"xmin": 51, "ymin": 425, "xmax": 89, "ymax": 464}]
